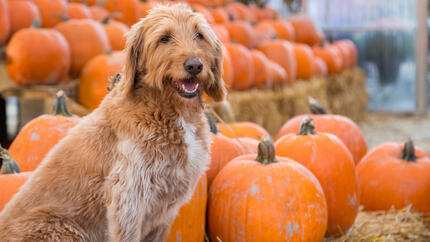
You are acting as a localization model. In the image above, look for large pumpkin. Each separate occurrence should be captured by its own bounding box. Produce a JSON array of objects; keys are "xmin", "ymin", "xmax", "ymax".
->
[
  {"xmin": 0, "ymin": 0, "xmax": 10, "ymax": 46},
  {"xmin": 68, "ymin": 3, "xmax": 92, "ymax": 19},
  {"xmin": 258, "ymin": 39, "xmax": 297, "ymax": 83},
  {"xmin": 275, "ymin": 116, "xmax": 359, "ymax": 236},
  {"xmin": 6, "ymin": 22, "xmax": 71, "ymax": 85},
  {"xmin": 293, "ymin": 43, "xmax": 315, "ymax": 80},
  {"xmin": 79, "ymin": 51, "xmax": 125, "ymax": 110},
  {"xmin": 289, "ymin": 14, "xmax": 324, "ymax": 46},
  {"xmin": 224, "ymin": 21, "xmax": 255, "ymax": 48},
  {"xmin": 225, "ymin": 43, "xmax": 254, "ymax": 90},
  {"xmin": 208, "ymin": 136, "xmax": 328, "ymax": 241},
  {"xmin": 312, "ymin": 44, "xmax": 343, "ymax": 74},
  {"xmin": 104, "ymin": 0, "xmax": 139, "ymax": 26},
  {"xmin": 251, "ymin": 50, "xmax": 273, "ymax": 89},
  {"xmin": 217, "ymin": 121, "xmax": 270, "ymax": 141},
  {"xmin": 276, "ymin": 98, "xmax": 367, "ymax": 164},
  {"xmin": 102, "ymin": 16, "xmax": 129, "ymax": 51},
  {"xmin": 0, "ymin": 147, "xmax": 31, "ymax": 211},
  {"xmin": 357, "ymin": 139, "xmax": 430, "ymax": 215},
  {"xmin": 7, "ymin": 0, "xmax": 40, "ymax": 35},
  {"xmin": 166, "ymin": 175, "xmax": 207, "ymax": 242},
  {"xmin": 56, "ymin": 18, "xmax": 111, "ymax": 77},
  {"xmin": 9, "ymin": 91, "xmax": 80, "ymax": 172},
  {"xmin": 32, "ymin": 0, "xmax": 68, "ymax": 28}
]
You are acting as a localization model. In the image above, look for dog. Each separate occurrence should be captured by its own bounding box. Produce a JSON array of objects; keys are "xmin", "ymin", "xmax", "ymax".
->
[{"xmin": 0, "ymin": 4, "xmax": 225, "ymax": 241}]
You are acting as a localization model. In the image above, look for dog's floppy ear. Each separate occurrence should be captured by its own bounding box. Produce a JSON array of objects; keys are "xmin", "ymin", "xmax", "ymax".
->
[
  {"xmin": 121, "ymin": 20, "xmax": 146, "ymax": 96},
  {"xmin": 206, "ymin": 42, "xmax": 227, "ymax": 102}
]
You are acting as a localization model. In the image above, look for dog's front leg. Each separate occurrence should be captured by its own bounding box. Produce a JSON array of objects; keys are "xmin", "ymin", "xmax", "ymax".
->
[{"xmin": 106, "ymin": 161, "xmax": 146, "ymax": 242}]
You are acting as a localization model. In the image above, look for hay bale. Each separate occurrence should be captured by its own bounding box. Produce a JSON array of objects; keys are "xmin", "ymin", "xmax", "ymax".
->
[{"xmin": 326, "ymin": 206, "xmax": 430, "ymax": 242}]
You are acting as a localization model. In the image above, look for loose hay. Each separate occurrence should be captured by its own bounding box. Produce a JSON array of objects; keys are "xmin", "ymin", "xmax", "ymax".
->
[{"xmin": 326, "ymin": 206, "xmax": 430, "ymax": 242}]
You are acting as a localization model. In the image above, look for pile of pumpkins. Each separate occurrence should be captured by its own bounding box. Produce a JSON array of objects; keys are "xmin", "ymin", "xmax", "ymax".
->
[
  {"xmin": 1, "ymin": 94, "xmax": 429, "ymax": 241},
  {"xmin": 1, "ymin": 0, "xmax": 357, "ymax": 110}
]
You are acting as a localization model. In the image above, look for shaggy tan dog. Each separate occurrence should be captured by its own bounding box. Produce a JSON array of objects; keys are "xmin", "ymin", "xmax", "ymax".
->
[{"xmin": 0, "ymin": 4, "xmax": 225, "ymax": 241}]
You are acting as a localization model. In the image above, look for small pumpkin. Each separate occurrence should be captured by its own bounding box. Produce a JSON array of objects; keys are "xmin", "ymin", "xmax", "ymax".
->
[
  {"xmin": 314, "ymin": 56, "xmax": 328, "ymax": 77},
  {"xmin": 6, "ymin": 20, "xmax": 71, "ymax": 85},
  {"xmin": 56, "ymin": 18, "xmax": 111, "ymax": 77},
  {"xmin": 216, "ymin": 121, "xmax": 270, "ymax": 141},
  {"xmin": 357, "ymin": 139, "xmax": 430, "ymax": 215},
  {"xmin": 67, "ymin": 2, "xmax": 92, "ymax": 19},
  {"xmin": 224, "ymin": 21, "xmax": 255, "ymax": 48},
  {"xmin": 338, "ymin": 39, "xmax": 358, "ymax": 68},
  {"xmin": 208, "ymin": 136, "xmax": 328, "ymax": 241},
  {"xmin": 332, "ymin": 40, "xmax": 351, "ymax": 70},
  {"xmin": 101, "ymin": 15, "xmax": 129, "ymax": 51},
  {"xmin": 268, "ymin": 60, "xmax": 288, "ymax": 87},
  {"xmin": 0, "ymin": 147, "xmax": 31, "ymax": 211},
  {"xmin": 79, "ymin": 51, "xmax": 125, "ymax": 110},
  {"xmin": 276, "ymin": 98, "xmax": 367, "ymax": 163},
  {"xmin": 166, "ymin": 175, "xmax": 207, "ymax": 242},
  {"xmin": 7, "ymin": 0, "xmax": 40, "ymax": 35},
  {"xmin": 225, "ymin": 2, "xmax": 256, "ymax": 23},
  {"xmin": 0, "ymin": 0, "xmax": 10, "ymax": 45},
  {"xmin": 104, "ymin": 0, "xmax": 139, "ymax": 26},
  {"xmin": 251, "ymin": 50, "xmax": 273, "ymax": 89},
  {"xmin": 89, "ymin": 6, "xmax": 109, "ymax": 21},
  {"xmin": 210, "ymin": 8, "xmax": 230, "ymax": 24},
  {"xmin": 267, "ymin": 19, "xmax": 295, "ymax": 41},
  {"xmin": 9, "ymin": 91, "xmax": 80, "ymax": 172},
  {"xmin": 253, "ymin": 22, "xmax": 277, "ymax": 46},
  {"xmin": 259, "ymin": 39, "xmax": 297, "ymax": 84},
  {"xmin": 312, "ymin": 43, "xmax": 343, "ymax": 75},
  {"xmin": 32, "ymin": 0, "xmax": 68, "ymax": 28},
  {"xmin": 293, "ymin": 43, "xmax": 315, "ymax": 80},
  {"xmin": 289, "ymin": 14, "xmax": 324, "ymax": 46},
  {"xmin": 225, "ymin": 43, "xmax": 254, "ymax": 90},
  {"xmin": 275, "ymin": 116, "xmax": 359, "ymax": 236}
]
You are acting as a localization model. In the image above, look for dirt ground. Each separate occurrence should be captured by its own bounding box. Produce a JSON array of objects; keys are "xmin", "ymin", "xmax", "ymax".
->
[{"xmin": 360, "ymin": 112, "xmax": 430, "ymax": 152}]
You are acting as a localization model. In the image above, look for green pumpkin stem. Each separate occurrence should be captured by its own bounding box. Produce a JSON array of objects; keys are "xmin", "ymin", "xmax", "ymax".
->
[
  {"xmin": 0, "ymin": 146, "xmax": 21, "ymax": 174},
  {"xmin": 401, "ymin": 138, "xmax": 417, "ymax": 162},
  {"xmin": 205, "ymin": 113, "xmax": 218, "ymax": 134},
  {"xmin": 298, "ymin": 116, "xmax": 316, "ymax": 135},
  {"xmin": 256, "ymin": 136, "xmax": 277, "ymax": 165},
  {"xmin": 308, "ymin": 97, "xmax": 327, "ymax": 114},
  {"xmin": 31, "ymin": 18, "xmax": 42, "ymax": 29},
  {"xmin": 53, "ymin": 90, "xmax": 72, "ymax": 117}
]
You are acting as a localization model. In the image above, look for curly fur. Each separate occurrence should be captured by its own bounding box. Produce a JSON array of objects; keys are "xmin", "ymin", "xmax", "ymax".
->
[{"xmin": 0, "ymin": 4, "xmax": 225, "ymax": 242}]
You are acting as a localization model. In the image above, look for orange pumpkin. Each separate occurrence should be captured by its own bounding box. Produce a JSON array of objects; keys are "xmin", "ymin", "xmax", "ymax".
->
[
  {"xmin": 192, "ymin": 4, "xmax": 214, "ymax": 24},
  {"xmin": 293, "ymin": 43, "xmax": 315, "ymax": 80},
  {"xmin": 6, "ymin": 22, "xmax": 71, "ymax": 85},
  {"xmin": 357, "ymin": 139, "xmax": 430, "ymax": 215},
  {"xmin": 102, "ymin": 16, "xmax": 129, "ymax": 51},
  {"xmin": 338, "ymin": 39, "xmax": 358, "ymax": 68},
  {"xmin": 258, "ymin": 39, "xmax": 297, "ymax": 84},
  {"xmin": 251, "ymin": 50, "xmax": 273, "ymax": 89},
  {"xmin": 104, "ymin": 0, "xmax": 139, "ymax": 26},
  {"xmin": 89, "ymin": 6, "xmax": 109, "ymax": 21},
  {"xmin": 225, "ymin": 21, "xmax": 255, "ymax": 48},
  {"xmin": 9, "ymin": 91, "xmax": 80, "ymax": 172},
  {"xmin": 225, "ymin": 43, "xmax": 254, "ymax": 90},
  {"xmin": 166, "ymin": 175, "xmax": 207, "ymax": 242},
  {"xmin": 69, "ymin": 0, "xmax": 98, "ymax": 6},
  {"xmin": 56, "ymin": 18, "xmax": 111, "ymax": 77},
  {"xmin": 237, "ymin": 137, "xmax": 259, "ymax": 153},
  {"xmin": 210, "ymin": 8, "xmax": 229, "ymax": 24},
  {"xmin": 253, "ymin": 22, "xmax": 277, "ymax": 46},
  {"xmin": 211, "ymin": 24, "xmax": 230, "ymax": 44},
  {"xmin": 276, "ymin": 98, "xmax": 367, "ymax": 164},
  {"xmin": 289, "ymin": 14, "xmax": 324, "ymax": 46},
  {"xmin": 251, "ymin": 4, "xmax": 279, "ymax": 21},
  {"xmin": 275, "ymin": 116, "xmax": 359, "ymax": 236},
  {"xmin": 225, "ymin": 2, "xmax": 256, "ymax": 23},
  {"xmin": 79, "ymin": 51, "xmax": 125, "ymax": 110},
  {"xmin": 312, "ymin": 44, "xmax": 343, "ymax": 74},
  {"xmin": 138, "ymin": 0, "xmax": 156, "ymax": 18},
  {"xmin": 7, "ymin": 0, "xmax": 40, "ymax": 35},
  {"xmin": 267, "ymin": 19, "xmax": 295, "ymax": 41},
  {"xmin": 314, "ymin": 56, "xmax": 328, "ymax": 76},
  {"xmin": 268, "ymin": 60, "xmax": 288, "ymax": 87},
  {"xmin": 0, "ymin": 0, "xmax": 10, "ymax": 45},
  {"xmin": 217, "ymin": 121, "xmax": 270, "ymax": 140},
  {"xmin": 68, "ymin": 3, "xmax": 92, "ymax": 19},
  {"xmin": 32, "ymin": 0, "xmax": 68, "ymax": 28},
  {"xmin": 222, "ymin": 48, "xmax": 234, "ymax": 89},
  {"xmin": 209, "ymin": 136, "xmax": 328, "ymax": 241}
]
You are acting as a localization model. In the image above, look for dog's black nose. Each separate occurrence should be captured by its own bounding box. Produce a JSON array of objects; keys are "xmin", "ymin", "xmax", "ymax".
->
[{"xmin": 184, "ymin": 57, "xmax": 203, "ymax": 75}]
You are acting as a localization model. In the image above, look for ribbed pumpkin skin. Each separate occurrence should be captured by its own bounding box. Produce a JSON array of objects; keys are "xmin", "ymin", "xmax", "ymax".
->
[
  {"xmin": 208, "ymin": 155, "xmax": 328, "ymax": 242},
  {"xmin": 78, "ymin": 51, "xmax": 124, "ymax": 110},
  {"xmin": 217, "ymin": 122, "xmax": 270, "ymax": 141},
  {"xmin": 0, "ymin": 172, "xmax": 32, "ymax": 211},
  {"xmin": 9, "ymin": 115, "xmax": 80, "ymax": 172},
  {"xmin": 167, "ymin": 175, "xmax": 207, "ymax": 242},
  {"xmin": 357, "ymin": 143, "xmax": 430, "ymax": 215},
  {"xmin": 276, "ymin": 114, "xmax": 367, "ymax": 164},
  {"xmin": 6, "ymin": 28, "xmax": 71, "ymax": 85},
  {"xmin": 32, "ymin": 0, "xmax": 68, "ymax": 28},
  {"xmin": 7, "ymin": 1, "xmax": 40, "ymax": 35},
  {"xmin": 275, "ymin": 132, "xmax": 359, "ymax": 236},
  {"xmin": 206, "ymin": 133, "xmax": 245, "ymax": 186}
]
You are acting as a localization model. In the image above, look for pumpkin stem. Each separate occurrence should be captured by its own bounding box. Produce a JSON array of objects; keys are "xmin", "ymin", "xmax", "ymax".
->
[
  {"xmin": 401, "ymin": 138, "xmax": 417, "ymax": 162},
  {"xmin": 256, "ymin": 136, "xmax": 277, "ymax": 164},
  {"xmin": 107, "ymin": 73, "xmax": 122, "ymax": 91},
  {"xmin": 205, "ymin": 113, "xmax": 218, "ymax": 134},
  {"xmin": 101, "ymin": 13, "xmax": 122, "ymax": 25},
  {"xmin": 308, "ymin": 97, "xmax": 327, "ymax": 114},
  {"xmin": 31, "ymin": 18, "xmax": 42, "ymax": 29},
  {"xmin": 0, "ymin": 146, "xmax": 21, "ymax": 174},
  {"xmin": 53, "ymin": 90, "xmax": 72, "ymax": 117},
  {"xmin": 298, "ymin": 116, "xmax": 316, "ymax": 135},
  {"xmin": 56, "ymin": 14, "xmax": 70, "ymax": 22}
]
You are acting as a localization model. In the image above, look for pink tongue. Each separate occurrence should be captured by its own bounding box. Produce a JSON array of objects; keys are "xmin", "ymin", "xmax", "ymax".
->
[{"xmin": 183, "ymin": 81, "xmax": 196, "ymax": 91}]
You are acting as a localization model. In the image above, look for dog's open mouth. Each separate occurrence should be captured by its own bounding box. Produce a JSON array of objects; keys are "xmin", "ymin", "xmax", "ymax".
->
[{"xmin": 174, "ymin": 79, "xmax": 199, "ymax": 98}]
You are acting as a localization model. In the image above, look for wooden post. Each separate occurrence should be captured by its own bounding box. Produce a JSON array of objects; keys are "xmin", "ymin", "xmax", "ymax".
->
[{"xmin": 415, "ymin": 0, "xmax": 428, "ymax": 115}]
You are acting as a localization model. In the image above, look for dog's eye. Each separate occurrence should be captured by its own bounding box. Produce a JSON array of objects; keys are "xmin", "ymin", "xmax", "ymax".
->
[
  {"xmin": 196, "ymin": 32, "xmax": 204, "ymax": 40},
  {"xmin": 160, "ymin": 35, "xmax": 170, "ymax": 43}
]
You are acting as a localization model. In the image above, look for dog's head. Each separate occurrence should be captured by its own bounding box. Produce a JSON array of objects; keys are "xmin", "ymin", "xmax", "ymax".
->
[{"xmin": 122, "ymin": 4, "xmax": 226, "ymax": 102}]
